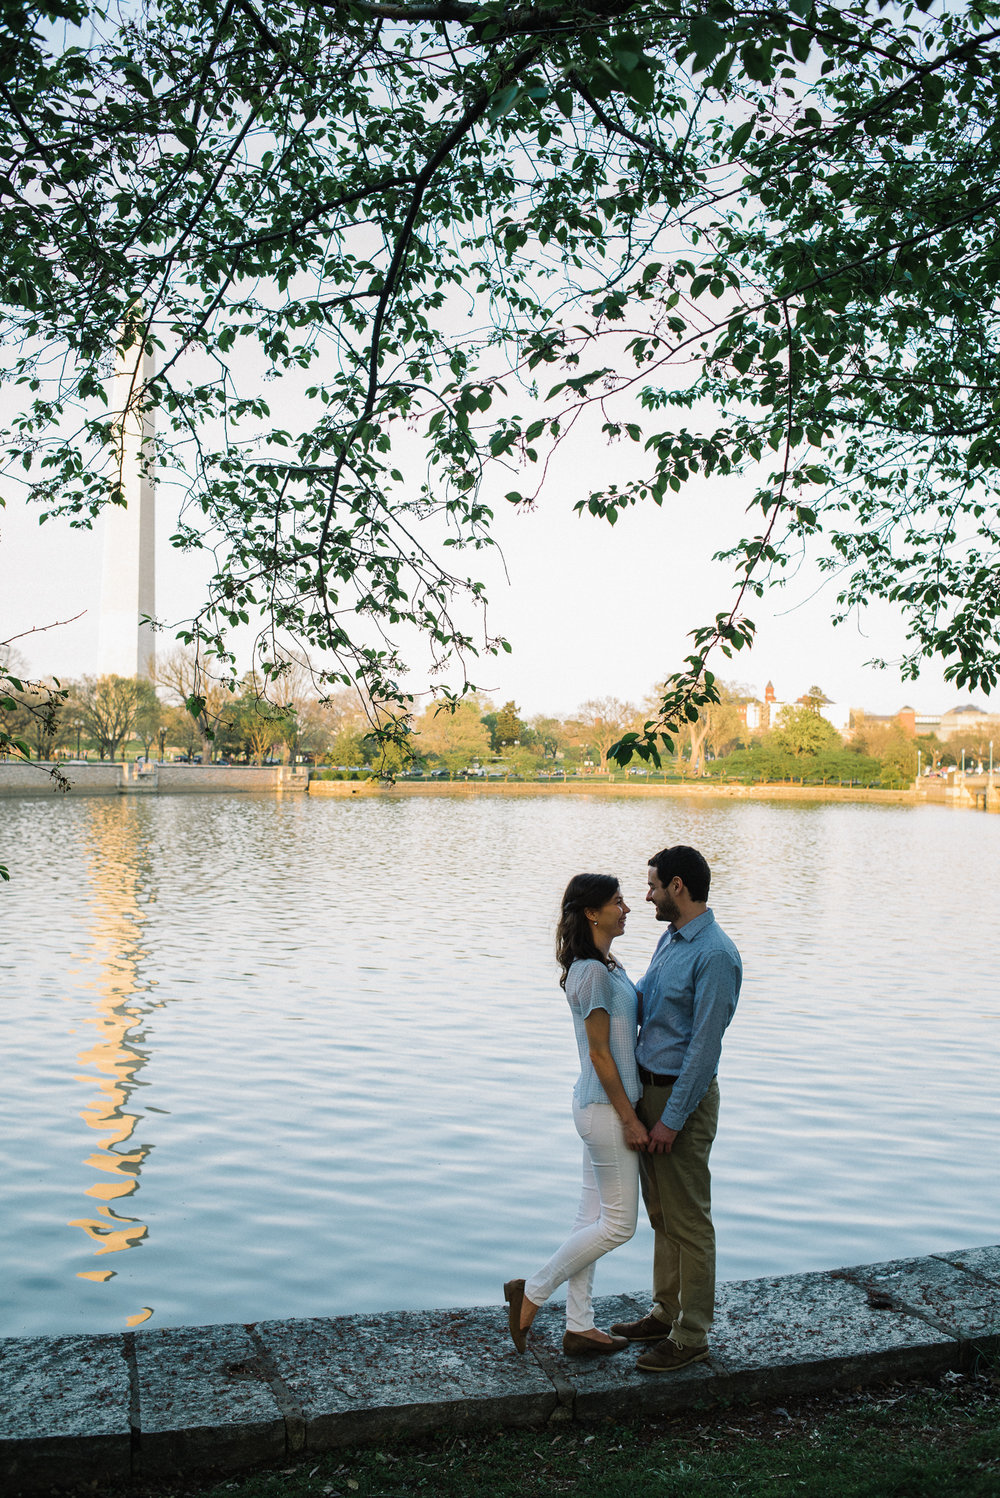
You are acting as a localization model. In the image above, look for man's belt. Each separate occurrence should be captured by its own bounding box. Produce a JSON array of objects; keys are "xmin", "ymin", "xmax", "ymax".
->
[{"xmin": 639, "ymin": 1065, "xmax": 679, "ymax": 1087}]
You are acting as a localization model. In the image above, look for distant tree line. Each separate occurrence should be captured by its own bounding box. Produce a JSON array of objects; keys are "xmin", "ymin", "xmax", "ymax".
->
[{"xmin": 2, "ymin": 658, "xmax": 975, "ymax": 788}]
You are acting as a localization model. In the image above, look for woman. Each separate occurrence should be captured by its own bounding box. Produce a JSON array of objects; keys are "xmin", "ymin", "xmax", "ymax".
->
[{"xmin": 504, "ymin": 873, "xmax": 648, "ymax": 1357}]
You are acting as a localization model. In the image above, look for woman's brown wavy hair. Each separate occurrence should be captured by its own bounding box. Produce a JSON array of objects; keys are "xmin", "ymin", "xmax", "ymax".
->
[{"xmin": 556, "ymin": 872, "xmax": 620, "ymax": 989}]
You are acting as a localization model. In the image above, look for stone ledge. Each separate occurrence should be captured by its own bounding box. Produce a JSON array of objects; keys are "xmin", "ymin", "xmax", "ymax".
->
[{"xmin": 2, "ymin": 1244, "xmax": 998, "ymax": 1492}]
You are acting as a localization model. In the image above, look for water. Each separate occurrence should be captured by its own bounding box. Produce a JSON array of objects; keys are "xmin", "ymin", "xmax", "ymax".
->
[{"xmin": 0, "ymin": 792, "xmax": 997, "ymax": 1337}]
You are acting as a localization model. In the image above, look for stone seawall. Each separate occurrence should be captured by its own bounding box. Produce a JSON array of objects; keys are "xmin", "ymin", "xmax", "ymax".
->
[
  {"xmin": 0, "ymin": 763, "xmax": 308, "ymax": 796},
  {"xmin": 0, "ymin": 762, "xmax": 122, "ymax": 796},
  {"xmin": 2, "ymin": 1244, "xmax": 998, "ymax": 1492},
  {"xmin": 4, "ymin": 766, "xmax": 995, "ymax": 809},
  {"xmin": 156, "ymin": 765, "xmax": 308, "ymax": 794}
]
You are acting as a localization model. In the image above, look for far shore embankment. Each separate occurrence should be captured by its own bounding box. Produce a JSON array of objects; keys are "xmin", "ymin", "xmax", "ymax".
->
[
  {"xmin": 2, "ymin": 761, "xmax": 994, "ymax": 808},
  {"xmin": 310, "ymin": 777, "xmax": 920, "ymax": 804}
]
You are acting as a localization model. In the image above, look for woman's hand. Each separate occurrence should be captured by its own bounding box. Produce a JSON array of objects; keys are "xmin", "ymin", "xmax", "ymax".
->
[{"xmin": 623, "ymin": 1115, "xmax": 650, "ymax": 1151}]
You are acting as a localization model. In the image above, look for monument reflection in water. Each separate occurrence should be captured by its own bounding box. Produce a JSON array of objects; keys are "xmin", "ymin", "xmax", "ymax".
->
[{"xmin": 70, "ymin": 801, "xmax": 159, "ymax": 1324}]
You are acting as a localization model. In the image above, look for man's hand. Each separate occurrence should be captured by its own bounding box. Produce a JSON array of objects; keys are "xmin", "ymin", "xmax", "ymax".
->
[{"xmin": 646, "ymin": 1121, "xmax": 678, "ymax": 1154}]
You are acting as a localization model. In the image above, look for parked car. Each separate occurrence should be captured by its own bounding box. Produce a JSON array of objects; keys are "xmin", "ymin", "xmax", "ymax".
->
[{"xmin": 429, "ymin": 767, "xmax": 450, "ymax": 779}]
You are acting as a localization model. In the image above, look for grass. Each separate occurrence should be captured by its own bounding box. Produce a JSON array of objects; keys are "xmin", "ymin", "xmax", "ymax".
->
[{"xmin": 94, "ymin": 1364, "xmax": 999, "ymax": 1498}]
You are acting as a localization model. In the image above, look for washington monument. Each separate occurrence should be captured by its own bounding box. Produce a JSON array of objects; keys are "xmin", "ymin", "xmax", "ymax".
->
[{"xmin": 96, "ymin": 335, "xmax": 156, "ymax": 678}]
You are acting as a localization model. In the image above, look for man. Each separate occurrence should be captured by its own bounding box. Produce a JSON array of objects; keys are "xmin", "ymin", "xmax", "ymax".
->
[{"xmin": 610, "ymin": 845, "xmax": 742, "ymax": 1372}]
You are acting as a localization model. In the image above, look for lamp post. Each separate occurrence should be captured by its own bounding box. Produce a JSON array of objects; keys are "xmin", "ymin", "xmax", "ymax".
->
[{"xmin": 74, "ymin": 719, "xmax": 82, "ymax": 758}]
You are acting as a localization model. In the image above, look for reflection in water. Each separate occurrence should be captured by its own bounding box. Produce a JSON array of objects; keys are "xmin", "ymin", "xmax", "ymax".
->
[{"xmin": 68, "ymin": 802, "xmax": 162, "ymax": 1317}]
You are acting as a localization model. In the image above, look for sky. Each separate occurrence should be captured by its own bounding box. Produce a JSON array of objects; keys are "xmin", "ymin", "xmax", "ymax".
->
[{"xmin": 3, "ymin": 409, "xmax": 994, "ymax": 732}]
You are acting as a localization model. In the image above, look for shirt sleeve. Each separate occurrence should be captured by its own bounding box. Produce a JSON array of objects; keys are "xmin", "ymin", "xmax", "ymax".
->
[
  {"xmin": 569, "ymin": 960, "xmax": 616, "ymax": 1019},
  {"xmin": 658, "ymin": 948, "xmax": 740, "ymax": 1131}
]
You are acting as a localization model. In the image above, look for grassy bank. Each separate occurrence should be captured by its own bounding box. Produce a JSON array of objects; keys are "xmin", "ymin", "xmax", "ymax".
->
[{"xmin": 98, "ymin": 1365, "xmax": 998, "ymax": 1498}]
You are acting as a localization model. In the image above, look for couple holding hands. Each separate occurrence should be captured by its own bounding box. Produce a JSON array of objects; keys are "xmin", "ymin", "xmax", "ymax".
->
[{"xmin": 505, "ymin": 845, "xmax": 742, "ymax": 1373}]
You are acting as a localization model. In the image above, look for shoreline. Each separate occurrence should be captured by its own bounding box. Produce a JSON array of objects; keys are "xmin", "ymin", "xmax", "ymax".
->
[
  {"xmin": 2, "ymin": 1244, "xmax": 998, "ymax": 1492},
  {"xmin": 2, "ymin": 761, "xmax": 993, "ymax": 809},
  {"xmin": 309, "ymin": 778, "xmax": 920, "ymax": 803}
]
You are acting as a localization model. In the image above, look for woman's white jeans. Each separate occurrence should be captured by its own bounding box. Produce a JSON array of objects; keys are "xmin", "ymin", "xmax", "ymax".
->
[{"xmin": 524, "ymin": 1098, "xmax": 639, "ymax": 1332}]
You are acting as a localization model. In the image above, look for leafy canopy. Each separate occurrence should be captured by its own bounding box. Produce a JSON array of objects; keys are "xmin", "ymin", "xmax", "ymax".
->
[{"xmin": 4, "ymin": 0, "xmax": 1000, "ymax": 763}]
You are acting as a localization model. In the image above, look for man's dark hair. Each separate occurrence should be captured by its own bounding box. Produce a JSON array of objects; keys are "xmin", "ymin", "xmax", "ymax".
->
[{"xmin": 648, "ymin": 846, "xmax": 711, "ymax": 903}]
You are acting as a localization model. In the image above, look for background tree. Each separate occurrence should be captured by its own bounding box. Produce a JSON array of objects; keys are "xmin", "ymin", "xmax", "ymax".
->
[
  {"xmin": 576, "ymin": 698, "xmax": 639, "ymax": 769},
  {"xmin": 261, "ymin": 648, "xmax": 326, "ymax": 765},
  {"xmin": 849, "ymin": 720, "xmax": 919, "ymax": 784},
  {"xmin": 160, "ymin": 702, "xmax": 200, "ymax": 760},
  {"xmin": 328, "ymin": 729, "xmax": 368, "ymax": 769},
  {"xmin": 133, "ymin": 681, "xmax": 164, "ymax": 758},
  {"xmin": 1, "ymin": 640, "xmax": 71, "ymax": 776},
  {"xmin": 232, "ymin": 675, "xmax": 286, "ymax": 764},
  {"xmin": 915, "ymin": 734, "xmax": 946, "ymax": 773},
  {"xmin": 70, "ymin": 676, "xmax": 142, "ymax": 761},
  {"xmin": 770, "ymin": 704, "xmax": 842, "ymax": 759},
  {"xmin": 528, "ymin": 715, "xmax": 565, "ymax": 761},
  {"xmin": 945, "ymin": 729, "xmax": 997, "ymax": 771},
  {"xmin": 491, "ymin": 700, "xmax": 530, "ymax": 752},
  {"xmin": 0, "ymin": 675, "xmax": 66, "ymax": 760},
  {"xmin": 670, "ymin": 679, "xmax": 749, "ymax": 776},
  {"xmin": 410, "ymin": 699, "xmax": 492, "ymax": 771},
  {"xmin": 155, "ymin": 649, "xmax": 235, "ymax": 763},
  {"xmin": 702, "ymin": 691, "xmax": 747, "ymax": 768}
]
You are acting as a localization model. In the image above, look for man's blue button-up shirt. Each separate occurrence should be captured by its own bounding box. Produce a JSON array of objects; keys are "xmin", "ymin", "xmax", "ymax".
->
[{"xmin": 636, "ymin": 908, "xmax": 742, "ymax": 1132}]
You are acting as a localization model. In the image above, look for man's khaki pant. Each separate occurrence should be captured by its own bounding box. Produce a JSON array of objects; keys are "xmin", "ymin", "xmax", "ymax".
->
[{"xmin": 637, "ymin": 1078, "xmax": 720, "ymax": 1349}]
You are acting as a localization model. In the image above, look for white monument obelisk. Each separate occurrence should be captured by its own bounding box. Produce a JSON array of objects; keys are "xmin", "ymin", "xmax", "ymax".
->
[{"xmin": 96, "ymin": 334, "xmax": 156, "ymax": 678}]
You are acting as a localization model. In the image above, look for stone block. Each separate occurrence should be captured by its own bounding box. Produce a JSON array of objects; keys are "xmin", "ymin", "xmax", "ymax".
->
[
  {"xmin": 530, "ymin": 1294, "xmax": 716, "ymax": 1421},
  {"xmin": 708, "ymin": 1269, "xmax": 957, "ymax": 1401},
  {"xmin": 257, "ymin": 1305, "xmax": 558, "ymax": 1449},
  {"xmin": 938, "ymin": 1245, "xmax": 1000, "ymax": 1288},
  {"xmin": 847, "ymin": 1254, "xmax": 1000, "ymax": 1354},
  {"xmin": 0, "ymin": 1334, "xmax": 130, "ymax": 1492},
  {"xmin": 132, "ymin": 1323, "xmax": 285, "ymax": 1477}
]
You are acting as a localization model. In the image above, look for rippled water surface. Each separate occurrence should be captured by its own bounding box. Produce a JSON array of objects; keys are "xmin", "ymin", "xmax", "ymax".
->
[{"xmin": 1, "ymin": 791, "xmax": 997, "ymax": 1336}]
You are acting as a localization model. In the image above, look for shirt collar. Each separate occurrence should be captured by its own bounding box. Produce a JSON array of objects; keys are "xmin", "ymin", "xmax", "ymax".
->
[{"xmin": 667, "ymin": 908, "xmax": 715, "ymax": 943}]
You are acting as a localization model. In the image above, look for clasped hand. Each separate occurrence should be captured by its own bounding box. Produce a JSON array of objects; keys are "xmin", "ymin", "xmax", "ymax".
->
[{"xmin": 624, "ymin": 1119, "xmax": 678, "ymax": 1153}]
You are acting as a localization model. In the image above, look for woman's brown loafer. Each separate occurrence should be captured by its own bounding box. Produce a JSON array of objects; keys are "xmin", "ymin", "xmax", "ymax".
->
[{"xmin": 503, "ymin": 1279, "xmax": 527, "ymax": 1353}]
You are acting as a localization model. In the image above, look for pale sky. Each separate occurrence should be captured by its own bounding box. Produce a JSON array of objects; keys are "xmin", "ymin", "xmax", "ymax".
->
[{"xmin": 3, "ymin": 417, "xmax": 992, "ymax": 729}]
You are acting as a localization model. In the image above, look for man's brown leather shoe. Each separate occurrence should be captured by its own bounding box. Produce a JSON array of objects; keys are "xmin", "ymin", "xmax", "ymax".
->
[
  {"xmin": 636, "ymin": 1338, "xmax": 710, "ymax": 1373},
  {"xmin": 608, "ymin": 1313, "xmax": 673, "ymax": 1341},
  {"xmin": 562, "ymin": 1330, "xmax": 628, "ymax": 1357}
]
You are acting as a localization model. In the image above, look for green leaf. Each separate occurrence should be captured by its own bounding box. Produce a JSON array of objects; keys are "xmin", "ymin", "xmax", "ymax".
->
[
  {"xmin": 789, "ymin": 30, "xmax": 812, "ymax": 64},
  {"xmin": 487, "ymin": 84, "xmax": 520, "ymax": 122},
  {"xmin": 688, "ymin": 15, "xmax": 727, "ymax": 70}
]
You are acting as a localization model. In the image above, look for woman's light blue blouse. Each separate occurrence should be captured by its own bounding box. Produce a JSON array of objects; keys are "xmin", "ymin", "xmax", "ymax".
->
[{"xmin": 566, "ymin": 958, "xmax": 641, "ymax": 1107}]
